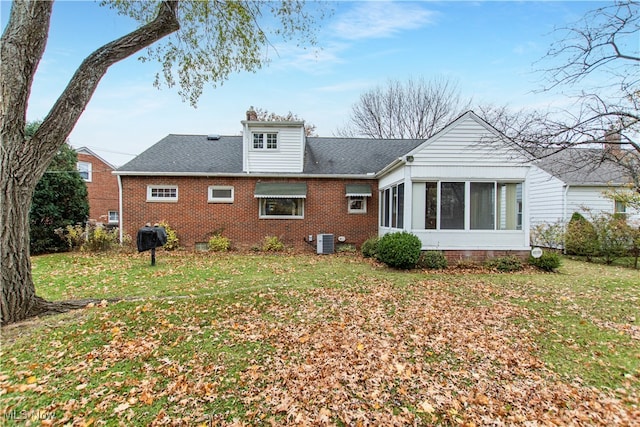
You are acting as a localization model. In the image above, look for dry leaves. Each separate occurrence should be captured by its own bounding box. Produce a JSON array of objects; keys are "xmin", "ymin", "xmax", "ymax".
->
[{"xmin": 1, "ymin": 277, "xmax": 638, "ymax": 425}]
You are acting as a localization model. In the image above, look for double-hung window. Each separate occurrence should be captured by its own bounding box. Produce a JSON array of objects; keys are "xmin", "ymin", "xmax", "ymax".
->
[
  {"xmin": 108, "ymin": 210, "xmax": 119, "ymax": 224},
  {"xmin": 77, "ymin": 161, "xmax": 92, "ymax": 182},
  {"xmin": 253, "ymin": 132, "xmax": 278, "ymax": 150},
  {"xmin": 147, "ymin": 185, "xmax": 178, "ymax": 202}
]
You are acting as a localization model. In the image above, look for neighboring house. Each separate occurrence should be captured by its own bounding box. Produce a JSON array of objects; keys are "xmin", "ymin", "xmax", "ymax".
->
[
  {"xmin": 529, "ymin": 148, "xmax": 640, "ymax": 227},
  {"xmin": 75, "ymin": 147, "xmax": 120, "ymax": 226},
  {"xmin": 114, "ymin": 110, "xmax": 533, "ymax": 260}
]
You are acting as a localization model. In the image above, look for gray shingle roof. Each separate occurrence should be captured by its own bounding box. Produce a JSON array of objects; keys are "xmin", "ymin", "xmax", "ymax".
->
[
  {"xmin": 534, "ymin": 148, "xmax": 636, "ymax": 186},
  {"xmin": 117, "ymin": 134, "xmax": 424, "ymax": 175},
  {"xmin": 118, "ymin": 135, "xmax": 243, "ymax": 174}
]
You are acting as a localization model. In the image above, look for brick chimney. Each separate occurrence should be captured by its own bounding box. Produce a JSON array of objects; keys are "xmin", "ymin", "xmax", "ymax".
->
[
  {"xmin": 604, "ymin": 127, "xmax": 621, "ymax": 157},
  {"xmin": 246, "ymin": 106, "xmax": 258, "ymax": 121}
]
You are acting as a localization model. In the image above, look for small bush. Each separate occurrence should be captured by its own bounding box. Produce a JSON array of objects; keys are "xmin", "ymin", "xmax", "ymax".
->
[
  {"xmin": 208, "ymin": 234, "xmax": 231, "ymax": 252},
  {"xmin": 418, "ymin": 251, "xmax": 448, "ymax": 270},
  {"xmin": 529, "ymin": 251, "xmax": 562, "ymax": 272},
  {"xmin": 84, "ymin": 225, "xmax": 119, "ymax": 252},
  {"xmin": 55, "ymin": 223, "xmax": 85, "ymax": 251},
  {"xmin": 376, "ymin": 231, "xmax": 421, "ymax": 269},
  {"xmin": 564, "ymin": 212, "xmax": 598, "ymax": 259},
  {"xmin": 361, "ymin": 236, "xmax": 379, "ymax": 258},
  {"xmin": 485, "ymin": 255, "xmax": 523, "ymax": 272},
  {"xmin": 158, "ymin": 221, "xmax": 179, "ymax": 250},
  {"xmin": 530, "ymin": 220, "xmax": 564, "ymax": 249},
  {"xmin": 336, "ymin": 243, "xmax": 356, "ymax": 253},
  {"xmin": 262, "ymin": 235, "xmax": 285, "ymax": 252}
]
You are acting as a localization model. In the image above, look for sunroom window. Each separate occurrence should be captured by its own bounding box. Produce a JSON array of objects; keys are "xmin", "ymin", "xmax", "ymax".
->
[
  {"xmin": 380, "ymin": 183, "xmax": 404, "ymax": 228},
  {"xmin": 418, "ymin": 181, "xmax": 522, "ymax": 230}
]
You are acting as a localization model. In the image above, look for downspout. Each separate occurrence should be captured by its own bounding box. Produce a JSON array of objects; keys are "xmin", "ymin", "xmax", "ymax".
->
[
  {"xmin": 117, "ymin": 174, "xmax": 123, "ymax": 244},
  {"xmin": 562, "ymin": 184, "xmax": 570, "ymax": 254}
]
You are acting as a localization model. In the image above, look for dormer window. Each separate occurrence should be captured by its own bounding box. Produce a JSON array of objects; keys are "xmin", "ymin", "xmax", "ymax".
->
[{"xmin": 253, "ymin": 132, "xmax": 278, "ymax": 150}]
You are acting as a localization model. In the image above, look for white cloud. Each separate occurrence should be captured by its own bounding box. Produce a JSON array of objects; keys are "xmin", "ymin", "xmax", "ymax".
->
[
  {"xmin": 266, "ymin": 42, "xmax": 349, "ymax": 75},
  {"xmin": 331, "ymin": 1, "xmax": 437, "ymax": 40},
  {"xmin": 513, "ymin": 41, "xmax": 539, "ymax": 55}
]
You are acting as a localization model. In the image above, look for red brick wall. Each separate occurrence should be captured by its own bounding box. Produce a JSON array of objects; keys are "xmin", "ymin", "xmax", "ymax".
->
[
  {"xmin": 444, "ymin": 250, "xmax": 530, "ymax": 263},
  {"xmin": 120, "ymin": 176, "xmax": 379, "ymax": 251},
  {"xmin": 77, "ymin": 153, "xmax": 119, "ymax": 224}
]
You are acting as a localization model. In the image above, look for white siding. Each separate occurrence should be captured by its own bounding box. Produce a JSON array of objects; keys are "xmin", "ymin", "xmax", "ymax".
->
[
  {"xmin": 528, "ymin": 166, "xmax": 566, "ymax": 226},
  {"xmin": 243, "ymin": 124, "xmax": 305, "ymax": 173},
  {"xmin": 408, "ymin": 114, "xmax": 529, "ymax": 168},
  {"xmin": 567, "ymin": 186, "xmax": 616, "ymax": 218}
]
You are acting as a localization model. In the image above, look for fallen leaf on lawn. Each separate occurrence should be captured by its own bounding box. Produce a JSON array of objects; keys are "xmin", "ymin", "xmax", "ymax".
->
[
  {"xmin": 417, "ymin": 400, "xmax": 435, "ymax": 414},
  {"xmin": 113, "ymin": 402, "xmax": 130, "ymax": 414}
]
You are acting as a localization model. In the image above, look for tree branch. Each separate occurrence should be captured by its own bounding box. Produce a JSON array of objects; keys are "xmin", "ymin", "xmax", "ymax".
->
[{"xmin": 30, "ymin": 1, "xmax": 181, "ymax": 179}]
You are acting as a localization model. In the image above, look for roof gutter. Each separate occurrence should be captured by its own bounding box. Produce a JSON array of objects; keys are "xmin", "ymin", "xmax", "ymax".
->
[
  {"xmin": 112, "ymin": 171, "xmax": 378, "ymax": 180},
  {"xmin": 375, "ymin": 157, "xmax": 405, "ymax": 178}
]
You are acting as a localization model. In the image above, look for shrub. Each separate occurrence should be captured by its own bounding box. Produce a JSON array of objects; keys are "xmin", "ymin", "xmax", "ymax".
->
[
  {"xmin": 564, "ymin": 212, "xmax": 598, "ymax": 259},
  {"xmin": 530, "ymin": 220, "xmax": 564, "ymax": 249},
  {"xmin": 336, "ymin": 243, "xmax": 356, "ymax": 253},
  {"xmin": 529, "ymin": 251, "xmax": 562, "ymax": 272},
  {"xmin": 375, "ymin": 231, "xmax": 421, "ymax": 269},
  {"xmin": 158, "ymin": 221, "xmax": 179, "ymax": 250},
  {"xmin": 262, "ymin": 235, "xmax": 285, "ymax": 252},
  {"xmin": 592, "ymin": 214, "xmax": 631, "ymax": 265},
  {"xmin": 485, "ymin": 255, "xmax": 523, "ymax": 272},
  {"xmin": 55, "ymin": 223, "xmax": 85, "ymax": 251},
  {"xmin": 84, "ymin": 225, "xmax": 119, "ymax": 252},
  {"xmin": 418, "ymin": 251, "xmax": 448, "ymax": 270},
  {"xmin": 208, "ymin": 234, "xmax": 231, "ymax": 252},
  {"xmin": 361, "ymin": 236, "xmax": 379, "ymax": 258}
]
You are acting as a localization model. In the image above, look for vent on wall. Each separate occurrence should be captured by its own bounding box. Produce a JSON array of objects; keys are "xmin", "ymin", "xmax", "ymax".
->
[{"xmin": 317, "ymin": 234, "xmax": 334, "ymax": 254}]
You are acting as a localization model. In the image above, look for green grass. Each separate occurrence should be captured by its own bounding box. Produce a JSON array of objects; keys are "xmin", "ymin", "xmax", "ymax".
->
[{"xmin": 1, "ymin": 252, "xmax": 638, "ymax": 425}]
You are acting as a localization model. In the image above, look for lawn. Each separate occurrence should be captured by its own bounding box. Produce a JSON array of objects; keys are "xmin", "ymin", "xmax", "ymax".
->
[{"xmin": 1, "ymin": 252, "xmax": 638, "ymax": 425}]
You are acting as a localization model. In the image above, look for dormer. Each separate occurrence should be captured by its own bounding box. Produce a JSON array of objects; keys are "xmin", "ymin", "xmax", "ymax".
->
[{"xmin": 241, "ymin": 108, "xmax": 306, "ymax": 173}]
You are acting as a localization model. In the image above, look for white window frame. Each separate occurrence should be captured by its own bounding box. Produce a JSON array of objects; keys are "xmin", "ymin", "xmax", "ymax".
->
[
  {"xmin": 252, "ymin": 132, "xmax": 279, "ymax": 150},
  {"xmin": 419, "ymin": 180, "xmax": 523, "ymax": 231},
  {"xmin": 348, "ymin": 196, "xmax": 367, "ymax": 214},
  {"xmin": 108, "ymin": 210, "xmax": 119, "ymax": 224},
  {"xmin": 77, "ymin": 161, "xmax": 92, "ymax": 182},
  {"xmin": 147, "ymin": 185, "xmax": 178, "ymax": 202},
  {"xmin": 208, "ymin": 185, "xmax": 234, "ymax": 203},
  {"xmin": 259, "ymin": 198, "xmax": 304, "ymax": 219}
]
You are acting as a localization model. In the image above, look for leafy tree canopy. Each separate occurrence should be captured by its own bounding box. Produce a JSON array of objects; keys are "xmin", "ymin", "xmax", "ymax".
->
[{"xmin": 30, "ymin": 134, "xmax": 89, "ymax": 254}]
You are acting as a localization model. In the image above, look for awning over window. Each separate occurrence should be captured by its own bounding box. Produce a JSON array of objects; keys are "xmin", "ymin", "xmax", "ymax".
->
[
  {"xmin": 254, "ymin": 182, "xmax": 307, "ymax": 198},
  {"xmin": 345, "ymin": 184, "xmax": 372, "ymax": 197}
]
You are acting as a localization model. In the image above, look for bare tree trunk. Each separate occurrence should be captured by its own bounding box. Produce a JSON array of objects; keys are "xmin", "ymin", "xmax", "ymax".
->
[{"xmin": 1, "ymin": 0, "xmax": 180, "ymax": 324}]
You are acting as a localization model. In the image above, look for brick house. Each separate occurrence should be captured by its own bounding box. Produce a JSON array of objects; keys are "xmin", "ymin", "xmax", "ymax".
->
[
  {"xmin": 75, "ymin": 147, "xmax": 119, "ymax": 226},
  {"xmin": 115, "ymin": 110, "xmax": 534, "ymax": 259}
]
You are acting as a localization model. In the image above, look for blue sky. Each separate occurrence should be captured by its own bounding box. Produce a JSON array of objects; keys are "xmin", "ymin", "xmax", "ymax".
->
[{"xmin": 1, "ymin": 1, "xmax": 611, "ymax": 166}]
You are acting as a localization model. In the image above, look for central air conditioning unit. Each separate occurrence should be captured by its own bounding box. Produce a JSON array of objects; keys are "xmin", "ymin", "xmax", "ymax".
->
[{"xmin": 317, "ymin": 234, "xmax": 334, "ymax": 254}]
